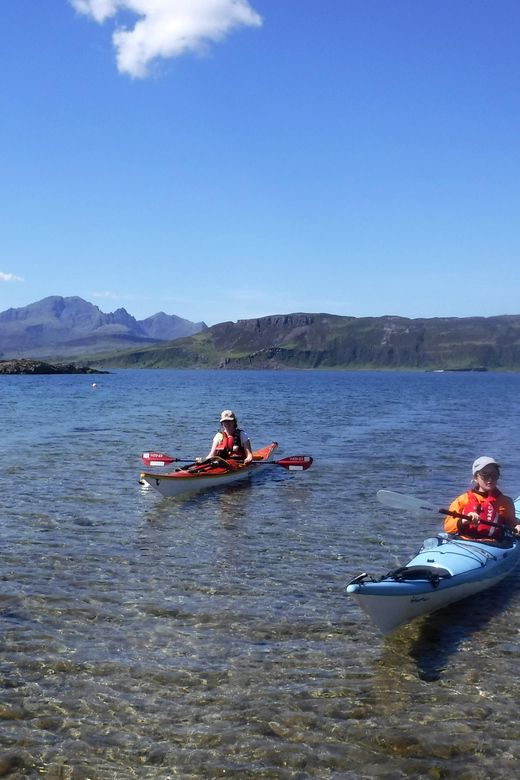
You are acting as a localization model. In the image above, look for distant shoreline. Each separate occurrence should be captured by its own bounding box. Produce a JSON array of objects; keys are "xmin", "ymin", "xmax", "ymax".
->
[{"xmin": 79, "ymin": 364, "xmax": 520, "ymax": 373}]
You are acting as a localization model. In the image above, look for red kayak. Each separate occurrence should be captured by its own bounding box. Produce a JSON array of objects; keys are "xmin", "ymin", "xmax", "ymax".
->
[{"xmin": 140, "ymin": 443, "xmax": 280, "ymax": 497}]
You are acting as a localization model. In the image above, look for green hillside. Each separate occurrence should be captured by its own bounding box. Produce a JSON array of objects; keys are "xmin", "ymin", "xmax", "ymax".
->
[{"xmin": 73, "ymin": 312, "xmax": 520, "ymax": 371}]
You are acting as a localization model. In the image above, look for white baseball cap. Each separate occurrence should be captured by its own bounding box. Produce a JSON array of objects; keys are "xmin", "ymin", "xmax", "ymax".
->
[{"xmin": 472, "ymin": 456, "xmax": 500, "ymax": 475}]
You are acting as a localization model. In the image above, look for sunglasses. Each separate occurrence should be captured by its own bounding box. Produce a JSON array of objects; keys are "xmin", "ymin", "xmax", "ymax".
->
[{"xmin": 477, "ymin": 470, "xmax": 499, "ymax": 480}]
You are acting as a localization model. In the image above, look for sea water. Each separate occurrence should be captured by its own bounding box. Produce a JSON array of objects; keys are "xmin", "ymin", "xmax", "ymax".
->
[{"xmin": 1, "ymin": 369, "xmax": 520, "ymax": 779}]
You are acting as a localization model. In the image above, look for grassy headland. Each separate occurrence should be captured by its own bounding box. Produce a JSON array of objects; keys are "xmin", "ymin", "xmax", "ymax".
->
[{"xmin": 67, "ymin": 312, "xmax": 520, "ymax": 371}]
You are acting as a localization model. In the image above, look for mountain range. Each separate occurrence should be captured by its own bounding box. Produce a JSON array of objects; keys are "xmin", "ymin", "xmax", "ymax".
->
[
  {"xmin": 4, "ymin": 299, "xmax": 520, "ymax": 370},
  {"xmin": 75, "ymin": 311, "xmax": 520, "ymax": 371},
  {"xmin": 0, "ymin": 296, "xmax": 207, "ymax": 359}
]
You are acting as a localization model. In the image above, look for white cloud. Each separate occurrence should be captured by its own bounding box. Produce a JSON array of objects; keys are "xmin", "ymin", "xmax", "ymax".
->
[
  {"xmin": 0, "ymin": 271, "xmax": 24, "ymax": 282},
  {"xmin": 70, "ymin": 0, "xmax": 262, "ymax": 78},
  {"xmin": 93, "ymin": 291, "xmax": 120, "ymax": 298}
]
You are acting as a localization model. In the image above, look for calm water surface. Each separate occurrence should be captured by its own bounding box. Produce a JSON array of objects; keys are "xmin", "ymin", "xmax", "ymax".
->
[{"xmin": 1, "ymin": 369, "xmax": 520, "ymax": 779}]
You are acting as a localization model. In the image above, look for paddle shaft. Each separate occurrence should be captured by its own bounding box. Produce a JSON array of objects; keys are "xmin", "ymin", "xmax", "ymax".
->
[
  {"xmin": 141, "ymin": 452, "xmax": 312, "ymax": 470},
  {"xmin": 439, "ymin": 507, "xmax": 507, "ymax": 531}
]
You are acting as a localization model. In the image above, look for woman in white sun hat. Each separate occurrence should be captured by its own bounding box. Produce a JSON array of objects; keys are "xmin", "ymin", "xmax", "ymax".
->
[
  {"xmin": 444, "ymin": 456, "xmax": 520, "ymax": 540},
  {"xmin": 205, "ymin": 410, "xmax": 253, "ymax": 464}
]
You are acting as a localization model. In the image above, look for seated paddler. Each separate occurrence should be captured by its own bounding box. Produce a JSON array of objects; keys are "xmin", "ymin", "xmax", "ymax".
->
[
  {"xmin": 205, "ymin": 410, "xmax": 253, "ymax": 464},
  {"xmin": 444, "ymin": 456, "xmax": 520, "ymax": 540}
]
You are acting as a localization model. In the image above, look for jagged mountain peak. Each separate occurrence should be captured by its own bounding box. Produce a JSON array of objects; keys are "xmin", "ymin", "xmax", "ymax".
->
[{"xmin": 0, "ymin": 296, "xmax": 206, "ymax": 359}]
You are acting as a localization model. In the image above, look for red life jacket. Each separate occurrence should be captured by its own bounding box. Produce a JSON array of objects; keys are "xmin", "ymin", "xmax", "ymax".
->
[
  {"xmin": 463, "ymin": 490, "xmax": 503, "ymax": 540},
  {"xmin": 215, "ymin": 429, "xmax": 246, "ymax": 460}
]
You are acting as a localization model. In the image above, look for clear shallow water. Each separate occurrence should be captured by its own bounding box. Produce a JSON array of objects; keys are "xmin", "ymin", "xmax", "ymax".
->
[{"xmin": 1, "ymin": 369, "xmax": 520, "ymax": 779}]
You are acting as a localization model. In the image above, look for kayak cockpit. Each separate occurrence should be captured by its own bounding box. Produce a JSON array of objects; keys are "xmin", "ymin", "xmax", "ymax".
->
[
  {"xmin": 347, "ymin": 563, "xmax": 452, "ymax": 591},
  {"xmin": 384, "ymin": 565, "xmax": 452, "ymax": 587}
]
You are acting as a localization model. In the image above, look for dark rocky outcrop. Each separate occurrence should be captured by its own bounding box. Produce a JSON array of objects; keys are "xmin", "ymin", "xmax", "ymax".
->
[{"xmin": 0, "ymin": 359, "xmax": 109, "ymax": 375}]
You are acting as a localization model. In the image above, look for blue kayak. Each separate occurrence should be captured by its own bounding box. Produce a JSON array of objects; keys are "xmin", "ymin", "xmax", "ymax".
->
[{"xmin": 347, "ymin": 496, "xmax": 520, "ymax": 634}]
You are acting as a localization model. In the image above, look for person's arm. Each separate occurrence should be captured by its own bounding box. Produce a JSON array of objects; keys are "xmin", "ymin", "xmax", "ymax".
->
[
  {"xmin": 240, "ymin": 431, "xmax": 253, "ymax": 464},
  {"xmin": 499, "ymin": 495, "xmax": 520, "ymax": 534},
  {"xmin": 444, "ymin": 494, "xmax": 473, "ymax": 534},
  {"xmin": 243, "ymin": 439, "xmax": 253, "ymax": 464},
  {"xmin": 205, "ymin": 433, "xmax": 220, "ymax": 460}
]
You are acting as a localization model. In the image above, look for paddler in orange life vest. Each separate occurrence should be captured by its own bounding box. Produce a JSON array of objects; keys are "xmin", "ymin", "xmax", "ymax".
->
[
  {"xmin": 444, "ymin": 456, "xmax": 520, "ymax": 541},
  {"xmin": 205, "ymin": 410, "xmax": 253, "ymax": 464}
]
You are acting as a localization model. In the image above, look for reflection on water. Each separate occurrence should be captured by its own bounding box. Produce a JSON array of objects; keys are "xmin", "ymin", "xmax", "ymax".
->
[
  {"xmin": 1, "ymin": 369, "xmax": 520, "ymax": 778},
  {"xmin": 407, "ymin": 571, "xmax": 520, "ymax": 682}
]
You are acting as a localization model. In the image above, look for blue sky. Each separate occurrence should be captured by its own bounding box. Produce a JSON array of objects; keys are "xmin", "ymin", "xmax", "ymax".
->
[{"xmin": 1, "ymin": 0, "xmax": 519, "ymax": 326}]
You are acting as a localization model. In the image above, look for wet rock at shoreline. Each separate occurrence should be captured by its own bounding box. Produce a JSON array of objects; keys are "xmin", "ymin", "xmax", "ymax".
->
[{"xmin": 0, "ymin": 359, "xmax": 109, "ymax": 375}]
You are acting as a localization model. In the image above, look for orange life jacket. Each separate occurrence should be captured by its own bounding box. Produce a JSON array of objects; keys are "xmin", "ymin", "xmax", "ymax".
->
[
  {"xmin": 215, "ymin": 429, "xmax": 246, "ymax": 460},
  {"xmin": 463, "ymin": 489, "xmax": 504, "ymax": 540}
]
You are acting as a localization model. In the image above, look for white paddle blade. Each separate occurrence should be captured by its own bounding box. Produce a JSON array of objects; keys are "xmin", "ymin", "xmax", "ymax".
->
[{"xmin": 376, "ymin": 490, "xmax": 438, "ymax": 514}]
